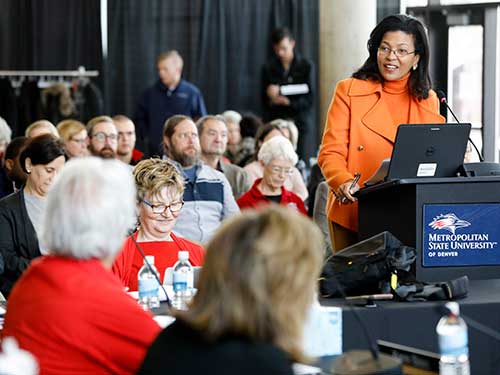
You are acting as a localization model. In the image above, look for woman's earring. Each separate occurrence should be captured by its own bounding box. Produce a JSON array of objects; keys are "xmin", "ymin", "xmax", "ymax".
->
[{"xmin": 413, "ymin": 64, "xmax": 418, "ymax": 70}]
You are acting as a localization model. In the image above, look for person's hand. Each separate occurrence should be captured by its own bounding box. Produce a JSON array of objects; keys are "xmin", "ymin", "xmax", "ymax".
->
[
  {"xmin": 273, "ymin": 95, "xmax": 290, "ymax": 106},
  {"xmin": 266, "ymin": 84, "xmax": 280, "ymax": 99},
  {"xmin": 335, "ymin": 179, "xmax": 360, "ymax": 205}
]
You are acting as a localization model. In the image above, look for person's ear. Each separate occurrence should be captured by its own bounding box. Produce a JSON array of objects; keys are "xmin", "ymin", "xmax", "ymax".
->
[
  {"xmin": 25, "ymin": 157, "xmax": 33, "ymax": 174},
  {"xmin": 4, "ymin": 159, "xmax": 14, "ymax": 172}
]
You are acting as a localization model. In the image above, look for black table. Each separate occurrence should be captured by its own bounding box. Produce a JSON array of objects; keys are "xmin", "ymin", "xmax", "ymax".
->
[{"xmin": 320, "ymin": 279, "xmax": 500, "ymax": 374}]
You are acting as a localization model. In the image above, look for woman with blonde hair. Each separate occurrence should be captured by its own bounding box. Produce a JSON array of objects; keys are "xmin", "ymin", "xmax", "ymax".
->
[
  {"xmin": 112, "ymin": 157, "xmax": 204, "ymax": 291},
  {"xmin": 139, "ymin": 205, "xmax": 323, "ymax": 374},
  {"xmin": 56, "ymin": 119, "xmax": 88, "ymax": 158}
]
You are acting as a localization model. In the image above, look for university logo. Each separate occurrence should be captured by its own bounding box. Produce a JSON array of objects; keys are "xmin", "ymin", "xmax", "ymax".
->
[{"xmin": 428, "ymin": 213, "xmax": 471, "ymax": 235}]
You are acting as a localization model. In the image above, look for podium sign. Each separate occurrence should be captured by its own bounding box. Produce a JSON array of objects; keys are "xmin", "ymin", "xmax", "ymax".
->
[{"xmin": 423, "ymin": 204, "xmax": 500, "ymax": 267}]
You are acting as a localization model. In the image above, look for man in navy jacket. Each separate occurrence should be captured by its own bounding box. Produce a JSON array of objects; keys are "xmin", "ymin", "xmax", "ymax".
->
[{"xmin": 134, "ymin": 50, "xmax": 207, "ymax": 157}]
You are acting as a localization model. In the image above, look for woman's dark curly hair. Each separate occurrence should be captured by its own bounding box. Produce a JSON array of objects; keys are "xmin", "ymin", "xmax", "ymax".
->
[{"xmin": 352, "ymin": 14, "xmax": 432, "ymax": 100}]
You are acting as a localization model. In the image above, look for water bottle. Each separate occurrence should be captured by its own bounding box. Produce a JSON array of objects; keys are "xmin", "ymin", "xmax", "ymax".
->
[
  {"xmin": 171, "ymin": 251, "xmax": 193, "ymax": 311},
  {"xmin": 436, "ymin": 301, "xmax": 470, "ymax": 375},
  {"xmin": 138, "ymin": 255, "xmax": 160, "ymax": 310}
]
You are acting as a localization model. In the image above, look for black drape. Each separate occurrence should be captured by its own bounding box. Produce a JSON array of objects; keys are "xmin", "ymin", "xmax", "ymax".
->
[
  {"xmin": 106, "ymin": 0, "xmax": 319, "ymax": 149},
  {"xmin": 0, "ymin": 0, "xmax": 101, "ymax": 70}
]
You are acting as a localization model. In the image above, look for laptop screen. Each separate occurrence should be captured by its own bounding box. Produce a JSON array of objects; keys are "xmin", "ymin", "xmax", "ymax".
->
[{"xmin": 386, "ymin": 123, "xmax": 471, "ymax": 181}]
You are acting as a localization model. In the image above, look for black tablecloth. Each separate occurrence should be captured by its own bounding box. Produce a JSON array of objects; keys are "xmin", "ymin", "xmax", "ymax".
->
[{"xmin": 320, "ymin": 279, "xmax": 500, "ymax": 374}]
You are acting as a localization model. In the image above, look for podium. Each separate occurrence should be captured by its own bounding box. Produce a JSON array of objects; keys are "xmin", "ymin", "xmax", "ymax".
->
[{"xmin": 357, "ymin": 176, "xmax": 500, "ymax": 282}]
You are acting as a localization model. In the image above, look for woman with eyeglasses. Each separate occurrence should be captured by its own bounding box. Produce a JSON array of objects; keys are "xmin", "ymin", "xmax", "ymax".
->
[
  {"xmin": 318, "ymin": 14, "xmax": 444, "ymax": 252},
  {"xmin": 112, "ymin": 158, "xmax": 204, "ymax": 291},
  {"xmin": 56, "ymin": 119, "xmax": 89, "ymax": 158},
  {"xmin": 237, "ymin": 136, "xmax": 307, "ymax": 216}
]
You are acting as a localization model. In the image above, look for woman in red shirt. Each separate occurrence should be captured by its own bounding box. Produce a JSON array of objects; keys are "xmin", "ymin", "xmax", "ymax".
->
[
  {"xmin": 113, "ymin": 158, "xmax": 204, "ymax": 291},
  {"xmin": 238, "ymin": 136, "xmax": 307, "ymax": 216}
]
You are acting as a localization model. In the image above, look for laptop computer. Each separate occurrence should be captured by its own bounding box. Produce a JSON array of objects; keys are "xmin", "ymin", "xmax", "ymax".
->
[{"xmin": 385, "ymin": 123, "xmax": 471, "ymax": 181}]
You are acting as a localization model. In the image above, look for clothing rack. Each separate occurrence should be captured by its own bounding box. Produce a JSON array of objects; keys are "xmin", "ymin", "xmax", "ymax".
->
[{"xmin": 0, "ymin": 66, "xmax": 99, "ymax": 78}]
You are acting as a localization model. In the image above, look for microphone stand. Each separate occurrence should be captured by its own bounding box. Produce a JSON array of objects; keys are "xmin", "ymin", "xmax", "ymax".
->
[{"xmin": 130, "ymin": 235, "xmax": 172, "ymax": 308}]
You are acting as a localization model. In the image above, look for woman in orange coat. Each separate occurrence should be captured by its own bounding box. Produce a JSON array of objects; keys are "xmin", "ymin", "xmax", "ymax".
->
[{"xmin": 318, "ymin": 14, "xmax": 445, "ymax": 252}]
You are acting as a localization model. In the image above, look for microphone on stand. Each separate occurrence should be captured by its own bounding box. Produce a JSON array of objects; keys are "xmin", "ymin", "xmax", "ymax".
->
[
  {"xmin": 436, "ymin": 90, "xmax": 484, "ymax": 162},
  {"xmin": 130, "ymin": 235, "xmax": 172, "ymax": 308}
]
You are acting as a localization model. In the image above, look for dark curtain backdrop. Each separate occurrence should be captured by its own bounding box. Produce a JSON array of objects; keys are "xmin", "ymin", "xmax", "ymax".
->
[
  {"xmin": 0, "ymin": 0, "xmax": 101, "ymax": 70},
  {"xmin": 106, "ymin": 0, "xmax": 319, "ymax": 146}
]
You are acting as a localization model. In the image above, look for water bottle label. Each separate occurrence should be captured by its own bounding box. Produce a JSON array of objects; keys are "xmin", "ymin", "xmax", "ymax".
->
[
  {"xmin": 138, "ymin": 278, "xmax": 159, "ymax": 298},
  {"xmin": 438, "ymin": 331, "xmax": 469, "ymax": 357},
  {"xmin": 173, "ymin": 271, "xmax": 187, "ymax": 292}
]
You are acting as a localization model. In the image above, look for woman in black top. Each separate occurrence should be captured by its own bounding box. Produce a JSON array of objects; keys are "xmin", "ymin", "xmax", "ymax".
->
[{"xmin": 138, "ymin": 206, "xmax": 324, "ymax": 375}]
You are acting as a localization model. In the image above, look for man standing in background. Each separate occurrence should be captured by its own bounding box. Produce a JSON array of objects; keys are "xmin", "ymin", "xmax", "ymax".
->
[
  {"xmin": 135, "ymin": 50, "xmax": 207, "ymax": 157},
  {"xmin": 262, "ymin": 27, "xmax": 314, "ymax": 164}
]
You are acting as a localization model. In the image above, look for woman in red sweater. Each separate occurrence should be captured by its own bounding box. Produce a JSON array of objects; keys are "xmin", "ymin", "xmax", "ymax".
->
[
  {"xmin": 113, "ymin": 158, "xmax": 204, "ymax": 291},
  {"xmin": 238, "ymin": 136, "xmax": 307, "ymax": 216}
]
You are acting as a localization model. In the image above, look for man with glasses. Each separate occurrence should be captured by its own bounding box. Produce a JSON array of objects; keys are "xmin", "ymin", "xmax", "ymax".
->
[
  {"xmin": 162, "ymin": 114, "xmax": 239, "ymax": 244},
  {"xmin": 86, "ymin": 116, "xmax": 118, "ymax": 159},
  {"xmin": 112, "ymin": 115, "xmax": 144, "ymax": 166}
]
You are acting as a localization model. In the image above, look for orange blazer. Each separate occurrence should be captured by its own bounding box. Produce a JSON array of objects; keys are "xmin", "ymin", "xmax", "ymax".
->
[{"xmin": 318, "ymin": 78, "xmax": 445, "ymax": 231}]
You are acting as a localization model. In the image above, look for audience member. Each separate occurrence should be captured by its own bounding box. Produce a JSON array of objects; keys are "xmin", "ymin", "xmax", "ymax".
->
[
  {"xmin": 0, "ymin": 117, "xmax": 13, "ymax": 198},
  {"xmin": 135, "ymin": 50, "xmax": 207, "ymax": 156},
  {"xmin": 113, "ymin": 158, "xmax": 204, "ymax": 291},
  {"xmin": 24, "ymin": 120, "xmax": 59, "ymax": 138},
  {"xmin": 162, "ymin": 115, "xmax": 239, "ymax": 243},
  {"xmin": 0, "ymin": 134, "xmax": 65, "ymax": 296},
  {"xmin": 221, "ymin": 110, "xmax": 242, "ymax": 163},
  {"xmin": 112, "ymin": 114, "xmax": 144, "ymax": 165},
  {"xmin": 235, "ymin": 113, "xmax": 263, "ymax": 167},
  {"xmin": 86, "ymin": 115, "xmax": 118, "ymax": 159},
  {"xmin": 244, "ymin": 123, "xmax": 308, "ymax": 201},
  {"xmin": 138, "ymin": 205, "xmax": 323, "ymax": 374},
  {"xmin": 2, "ymin": 157, "xmax": 161, "ymax": 374},
  {"xmin": 262, "ymin": 27, "xmax": 314, "ymax": 163},
  {"xmin": 198, "ymin": 115, "xmax": 251, "ymax": 199},
  {"xmin": 238, "ymin": 136, "xmax": 307, "ymax": 215},
  {"xmin": 3, "ymin": 137, "xmax": 29, "ymax": 193},
  {"xmin": 56, "ymin": 119, "xmax": 88, "ymax": 158}
]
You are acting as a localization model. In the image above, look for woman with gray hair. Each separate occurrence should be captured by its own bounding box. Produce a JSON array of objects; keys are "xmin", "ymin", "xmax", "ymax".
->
[
  {"xmin": 2, "ymin": 157, "xmax": 161, "ymax": 374},
  {"xmin": 237, "ymin": 136, "xmax": 307, "ymax": 215}
]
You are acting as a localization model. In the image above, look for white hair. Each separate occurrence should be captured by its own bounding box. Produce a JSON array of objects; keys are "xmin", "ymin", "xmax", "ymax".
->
[
  {"xmin": 221, "ymin": 110, "xmax": 242, "ymax": 125},
  {"xmin": 0, "ymin": 117, "xmax": 12, "ymax": 144},
  {"xmin": 41, "ymin": 157, "xmax": 136, "ymax": 260},
  {"xmin": 258, "ymin": 135, "xmax": 298, "ymax": 166},
  {"xmin": 269, "ymin": 118, "xmax": 298, "ymax": 150}
]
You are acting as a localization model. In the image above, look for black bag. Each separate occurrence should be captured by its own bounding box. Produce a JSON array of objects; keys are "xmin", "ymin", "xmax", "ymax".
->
[{"xmin": 320, "ymin": 231, "xmax": 416, "ymax": 297}]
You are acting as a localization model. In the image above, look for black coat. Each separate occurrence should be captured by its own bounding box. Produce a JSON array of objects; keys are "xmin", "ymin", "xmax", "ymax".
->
[{"xmin": 0, "ymin": 189, "xmax": 41, "ymax": 297}]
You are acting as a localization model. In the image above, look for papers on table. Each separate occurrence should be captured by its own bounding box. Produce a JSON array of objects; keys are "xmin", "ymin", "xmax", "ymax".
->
[{"xmin": 303, "ymin": 302, "xmax": 342, "ymax": 357}]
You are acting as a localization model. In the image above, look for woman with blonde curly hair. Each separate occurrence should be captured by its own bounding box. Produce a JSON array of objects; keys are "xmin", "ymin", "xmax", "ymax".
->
[
  {"xmin": 139, "ymin": 205, "xmax": 323, "ymax": 374},
  {"xmin": 112, "ymin": 158, "xmax": 204, "ymax": 291}
]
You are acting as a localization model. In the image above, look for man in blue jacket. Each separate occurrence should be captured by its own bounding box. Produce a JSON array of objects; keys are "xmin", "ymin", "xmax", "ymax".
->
[{"xmin": 135, "ymin": 50, "xmax": 207, "ymax": 157}]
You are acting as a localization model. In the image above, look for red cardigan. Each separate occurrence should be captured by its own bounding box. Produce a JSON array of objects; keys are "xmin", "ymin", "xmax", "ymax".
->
[
  {"xmin": 2, "ymin": 256, "xmax": 161, "ymax": 375},
  {"xmin": 237, "ymin": 178, "xmax": 307, "ymax": 216}
]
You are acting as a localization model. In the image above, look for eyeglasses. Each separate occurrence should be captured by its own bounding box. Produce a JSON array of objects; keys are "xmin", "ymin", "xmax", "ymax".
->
[
  {"xmin": 118, "ymin": 131, "xmax": 135, "ymax": 138},
  {"xmin": 270, "ymin": 166, "xmax": 294, "ymax": 176},
  {"xmin": 377, "ymin": 46, "xmax": 416, "ymax": 57},
  {"xmin": 92, "ymin": 132, "xmax": 118, "ymax": 142},
  {"xmin": 70, "ymin": 137, "xmax": 87, "ymax": 145},
  {"xmin": 142, "ymin": 199, "xmax": 184, "ymax": 214},
  {"xmin": 175, "ymin": 132, "xmax": 198, "ymax": 140}
]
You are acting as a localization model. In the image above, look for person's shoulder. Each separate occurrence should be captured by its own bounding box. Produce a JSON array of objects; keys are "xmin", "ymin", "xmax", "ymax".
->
[
  {"xmin": 336, "ymin": 77, "xmax": 380, "ymax": 97},
  {"xmin": 178, "ymin": 79, "xmax": 202, "ymax": 95},
  {"xmin": 0, "ymin": 190, "xmax": 22, "ymax": 210}
]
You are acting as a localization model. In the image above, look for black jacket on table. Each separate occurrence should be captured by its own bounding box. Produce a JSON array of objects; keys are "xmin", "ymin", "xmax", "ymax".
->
[
  {"xmin": 0, "ymin": 189, "xmax": 41, "ymax": 297},
  {"xmin": 138, "ymin": 319, "xmax": 294, "ymax": 375}
]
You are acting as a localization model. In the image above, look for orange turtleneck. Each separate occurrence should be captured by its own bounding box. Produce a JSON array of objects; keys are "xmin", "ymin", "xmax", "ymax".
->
[{"xmin": 382, "ymin": 72, "xmax": 411, "ymax": 128}]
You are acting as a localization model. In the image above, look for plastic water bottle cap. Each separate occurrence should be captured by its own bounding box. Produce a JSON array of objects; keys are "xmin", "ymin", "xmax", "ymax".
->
[
  {"xmin": 145, "ymin": 255, "xmax": 155, "ymax": 264},
  {"xmin": 178, "ymin": 251, "xmax": 189, "ymax": 261},
  {"xmin": 445, "ymin": 301, "xmax": 460, "ymax": 316}
]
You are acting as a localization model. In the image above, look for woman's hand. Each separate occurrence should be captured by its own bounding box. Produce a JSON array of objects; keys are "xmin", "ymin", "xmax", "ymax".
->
[{"xmin": 335, "ymin": 178, "xmax": 360, "ymax": 205}]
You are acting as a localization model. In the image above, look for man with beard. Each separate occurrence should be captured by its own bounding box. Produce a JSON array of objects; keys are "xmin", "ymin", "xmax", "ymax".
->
[
  {"xmin": 112, "ymin": 115, "xmax": 144, "ymax": 165},
  {"xmin": 162, "ymin": 115, "xmax": 239, "ymax": 244},
  {"xmin": 86, "ymin": 116, "xmax": 118, "ymax": 159},
  {"xmin": 198, "ymin": 115, "xmax": 250, "ymax": 199}
]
